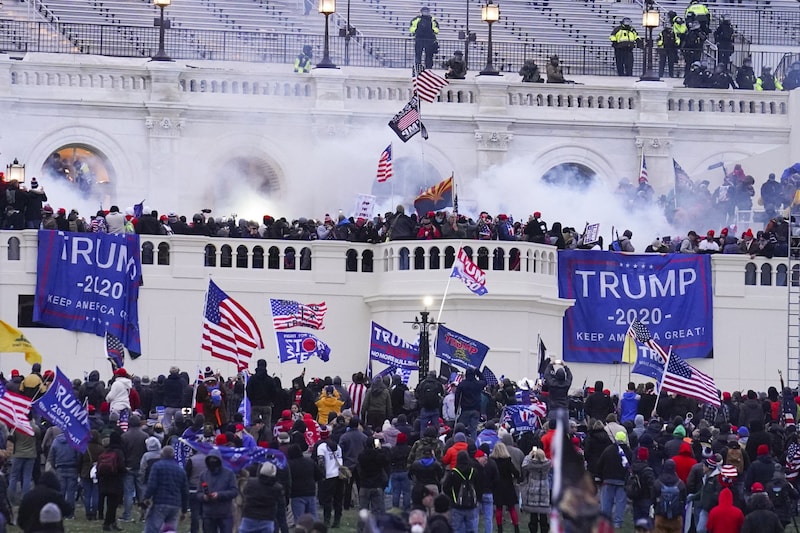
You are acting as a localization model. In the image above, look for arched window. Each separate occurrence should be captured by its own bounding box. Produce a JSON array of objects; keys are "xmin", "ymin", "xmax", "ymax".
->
[
  {"xmin": 300, "ymin": 247, "xmax": 312, "ymax": 271},
  {"xmin": 509, "ymin": 248, "xmax": 521, "ymax": 271},
  {"xmin": 793, "ymin": 264, "xmax": 800, "ymax": 287},
  {"xmin": 284, "ymin": 247, "xmax": 296, "ymax": 270},
  {"xmin": 777, "ymin": 264, "xmax": 788, "ymax": 287},
  {"xmin": 462, "ymin": 246, "xmax": 474, "ymax": 261},
  {"xmin": 477, "ymin": 247, "xmax": 490, "ymax": 270},
  {"xmin": 362, "ymin": 250, "xmax": 374, "ymax": 273},
  {"xmin": 157, "ymin": 242, "xmax": 170, "ymax": 265},
  {"xmin": 493, "ymin": 247, "xmax": 505, "ymax": 270},
  {"xmin": 41, "ymin": 144, "xmax": 116, "ymax": 200},
  {"xmin": 204, "ymin": 244, "xmax": 216, "ymax": 267},
  {"xmin": 253, "ymin": 246, "xmax": 264, "ymax": 269},
  {"xmin": 429, "ymin": 247, "xmax": 440, "ymax": 270},
  {"xmin": 760, "ymin": 263, "xmax": 772, "ymax": 286},
  {"xmin": 744, "ymin": 262, "xmax": 756, "ymax": 286},
  {"xmin": 268, "ymin": 246, "xmax": 280, "ymax": 270},
  {"xmin": 141, "ymin": 242, "xmax": 154, "ymax": 265},
  {"xmin": 414, "ymin": 247, "xmax": 425, "ymax": 270},
  {"xmin": 7, "ymin": 237, "xmax": 20, "ymax": 261},
  {"xmin": 444, "ymin": 246, "xmax": 456, "ymax": 268},
  {"xmin": 399, "ymin": 247, "xmax": 410, "ymax": 271},
  {"xmin": 236, "ymin": 245, "xmax": 249, "ymax": 268},
  {"xmin": 220, "ymin": 245, "xmax": 233, "ymax": 268},
  {"xmin": 346, "ymin": 249, "xmax": 358, "ymax": 272}
]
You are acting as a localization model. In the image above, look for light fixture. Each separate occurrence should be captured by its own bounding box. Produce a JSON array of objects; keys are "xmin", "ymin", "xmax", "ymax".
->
[
  {"xmin": 151, "ymin": 0, "xmax": 173, "ymax": 62},
  {"xmin": 479, "ymin": 1, "xmax": 501, "ymax": 76},
  {"xmin": 640, "ymin": 0, "xmax": 660, "ymax": 81},
  {"xmin": 423, "ymin": 296, "xmax": 434, "ymax": 308},
  {"xmin": 316, "ymin": 0, "xmax": 338, "ymax": 68},
  {"xmin": 6, "ymin": 158, "xmax": 25, "ymax": 183}
]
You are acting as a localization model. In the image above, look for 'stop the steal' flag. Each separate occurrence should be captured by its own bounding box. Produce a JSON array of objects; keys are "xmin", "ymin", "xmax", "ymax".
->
[
  {"xmin": 34, "ymin": 230, "xmax": 142, "ymax": 354},
  {"xmin": 558, "ymin": 250, "xmax": 712, "ymax": 363},
  {"xmin": 33, "ymin": 367, "xmax": 91, "ymax": 452},
  {"xmin": 436, "ymin": 325, "xmax": 489, "ymax": 370},
  {"xmin": 388, "ymin": 96, "xmax": 427, "ymax": 143},
  {"xmin": 270, "ymin": 299, "xmax": 327, "ymax": 330},
  {"xmin": 276, "ymin": 331, "xmax": 331, "ymax": 364},
  {"xmin": 451, "ymin": 247, "xmax": 488, "ymax": 296}
]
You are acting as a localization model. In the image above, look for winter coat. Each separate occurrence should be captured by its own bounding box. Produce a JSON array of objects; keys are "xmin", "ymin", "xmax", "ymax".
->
[
  {"xmin": 740, "ymin": 399, "xmax": 764, "ymax": 429},
  {"xmin": 584, "ymin": 428, "xmax": 612, "ymax": 478},
  {"xmin": 121, "ymin": 425, "xmax": 149, "ymax": 471},
  {"xmin": 241, "ymin": 475, "xmax": 284, "ymax": 521},
  {"xmin": 162, "ymin": 373, "xmax": 185, "ymax": 408},
  {"xmin": 707, "ymin": 488, "xmax": 744, "ymax": 533},
  {"xmin": 442, "ymin": 442, "xmax": 469, "ymax": 469},
  {"xmin": 652, "ymin": 460, "xmax": 686, "ymax": 516},
  {"xmin": 288, "ymin": 446, "xmax": 320, "ymax": 498},
  {"xmin": 631, "ymin": 458, "xmax": 656, "ymax": 502},
  {"xmin": 246, "ymin": 368, "xmax": 276, "ymax": 406},
  {"xmin": 597, "ymin": 442, "xmax": 632, "ymax": 483},
  {"xmin": 389, "ymin": 443, "xmax": 411, "ymax": 473},
  {"xmin": 492, "ymin": 456, "xmax": 521, "ymax": 506},
  {"xmin": 17, "ymin": 472, "xmax": 72, "ymax": 533},
  {"xmin": 105, "ymin": 377, "xmax": 132, "ymax": 413},
  {"xmin": 315, "ymin": 392, "xmax": 344, "ymax": 425},
  {"xmin": 672, "ymin": 442, "xmax": 698, "ymax": 483},
  {"xmin": 410, "ymin": 457, "xmax": 445, "ymax": 488},
  {"xmin": 744, "ymin": 454, "xmax": 776, "ymax": 488},
  {"xmin": 619, "ymin": 392, "xmax": 640, "ymax": 423},
  {"xmin": 361, "ymin": 379, "xmax": 392, "ymax": 422},
  {"xmin": 357, "ymin": 446, "xmax": 390, "ymax": 489},
  {"xmin": 199, "ymin": 450, "xmax": 239, "ymax": 518},
  {"xmin": 585, "ymin": 391, "xmax": 615, "ymax": 421},
  {"xmin": 79, "ymin": 371, "xmax": 106, "ymax": 410},
  {"xmin": 520, "ymin": 457, "xmax": 551, "ymax": 514}
]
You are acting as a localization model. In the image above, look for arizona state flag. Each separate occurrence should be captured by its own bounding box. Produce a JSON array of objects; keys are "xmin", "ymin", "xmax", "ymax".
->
[
  {"xmin": 0, "ymin": 320, "xmax": 43, "ymax": 365},
  {"xmin": 414, "ymin": 174, "xmax": 454, "ymax": 214}
]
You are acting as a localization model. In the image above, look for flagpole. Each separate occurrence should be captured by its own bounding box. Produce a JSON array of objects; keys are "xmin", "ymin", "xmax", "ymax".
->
[
  {"xmin": 652, "ymin": 344, "xmax": 672, "ymax": 417},
  {"xmin": 436, "ymin": 239, "xmax": 463, "ymax": 324}
]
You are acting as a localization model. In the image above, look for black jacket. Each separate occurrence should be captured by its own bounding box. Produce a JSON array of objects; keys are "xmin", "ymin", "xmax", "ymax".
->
[
  {"xmin": 585, "ymin": 391, "xmax": 615, "ymax": 421},
  {"xmin": 389, "ymin": 443, "xmax": 411, "ymax": 473},
  {"xmin": 18, "ymin": 472, "xmax": 73, "ymax": 532},
  {"xmin": 247, "ymin": 368, "xmax": 276, "ymax": 406},
  {"xmin": 241, "ymin": 476, "xmax": 284, "ymax": 521},
  {"xmin": 162, "ymin": 374, "xmax": 185, "ymax": 408},
  {"xmin": 597, "ymin": 442, "xmax": 632, "ymax": 482},
  {"xmin": 288, "ymin": 452, "xmax": 320, "ymax": 498}
]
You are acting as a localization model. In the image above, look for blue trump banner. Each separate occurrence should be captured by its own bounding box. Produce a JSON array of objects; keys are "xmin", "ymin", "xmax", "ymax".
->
[
  {"xmin": 632, "ymin": 348, "xmax": 667, "ymax": 382},
  {"xmin": 502, "ymin": 404, "xmax": 547, "ymax": 433},
  {"xmin": 34, "ymin": 231, "xmax": 142, "ymax": 354},
  {"xmin": 558, "ymin": 251, "xmax": 713, "ymax": 363},
  {"xmin": 369, "ymin": 321, "xmax": 419, "ymax": 371},
  {"xmin": 276, "ymin": 332, "xmax": 331, "ymax": 363},
  {"xmin": 180, "ymin": 438, "xmax": 287, "ymax": 472},
  {"xmin": 32, "ymin": 367, "xmax": 90, "ymax": 452},
  {"xmin": 435, "ymin": 325, "xmax": 489, "ymax": 370}
]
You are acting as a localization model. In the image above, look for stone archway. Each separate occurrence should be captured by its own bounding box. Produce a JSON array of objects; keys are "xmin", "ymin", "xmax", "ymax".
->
[
  {"xmin": 40, "ymin": 143, "xmax": 116, "ymax": 202},
  {"xmin": 541, "ymin": 162, "xmax": 597, "ymax": 188},
  {"xmin": 211, "ymin": 155, "xmax": 283, "ymax": 222}
]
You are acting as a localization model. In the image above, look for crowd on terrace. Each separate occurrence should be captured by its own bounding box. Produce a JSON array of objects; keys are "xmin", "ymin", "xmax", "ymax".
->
[{"xmin": 1, "ymin": 162, "xmax": 798, "ymax": 258}]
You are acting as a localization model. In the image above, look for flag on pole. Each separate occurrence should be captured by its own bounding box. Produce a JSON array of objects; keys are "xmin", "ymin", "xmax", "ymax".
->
[
  {"xmin": 537, "ymin": 337, "xmax": 548, "ymax": 376},
  {"xmin": 0, "ymin": 320, "xmax": 43, "ymax": 365},
  {"xmin": 202, "ymin": 280, "xmax": 265, "ymax": 372},
  {"xmin": 105, "ymin": 332, "xmax": 125, "ymax": 371},
  {"xmin": 413, "ymin": 174, "xmax": 454, "ymax": 214},
  {"xmin": 674, "ymin": 159, "xmax": 694, "ymax": 190},
  {"xmin": 413, "ymin": 67, "xmax": 449, "ymax": 103},
  {"xmin": 388, "ymin": 96, "xmax": 426, "ymax": 143},
  {"xmin": 133, "ymin": 200, "xmax": 145, "ymax": 218},
  {"xmin": 482, "ymin": 366, "xmax": 499, "ymax": 387},
  {"xmin": 376, "ymin": 144, "xmax": 393, "ymax": 183},
  {"xmin": 270, "ymin": 299, "xmax": 327, "ymax": 330},
  {"xmin": 0, "ymin": 382, "xmax": 35, "ymax": 436},
  {"xmin": 639, "ymin": 155, "xmax": 648, "ymax": 183},
  {"xmin": 450, "ymin": 247, "xmax": 488, "ymax": 296},
  {"xmin": 627, "ymin": 320, "xmax": 669, "ymax": 360},
  {"xmin": 661, "ymin": 351, "xmax": 720, "ymax": 406}
]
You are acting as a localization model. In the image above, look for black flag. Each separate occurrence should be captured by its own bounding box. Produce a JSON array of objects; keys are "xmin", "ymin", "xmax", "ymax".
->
[{"xmin": 388, "ymin": 96, "xmax": 424, "ymax": 143}]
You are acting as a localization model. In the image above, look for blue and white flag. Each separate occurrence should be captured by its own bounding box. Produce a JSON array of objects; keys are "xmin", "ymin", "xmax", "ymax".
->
[
  {"xmin": 32, "ymin": 367, "xmax": 91, "ymax": 452},
  {"xmin": 369, "ymin": 321, "xmax": 419, "ymax": 371},
  {"xmin": 435, "ymin": 325, "xmax": 489, "ymax": 370},
  {"xmin": 482, "ymin": 366, "xmax": 499, "ymax": 386},
  {"xmin": 450, "ymin": 247, "xmax": 488, "ymax": 296},
  {"xmin": 238, "ymin": 372, "xmax": 251, "ymax": 426},
  {"xmin": 503, "ymin": 404, "xmax": 546, "ymax": 433},
  {"xmin": 276, "ymin": 332, "xmax": 330, "ymax": 363},
  {"xmin": 34, "ymin": 230, "xmax": 142, "ymax": 354},
  {"xmin": 180, "ymin": 438, "xmax": 287, "ymax": 472}
]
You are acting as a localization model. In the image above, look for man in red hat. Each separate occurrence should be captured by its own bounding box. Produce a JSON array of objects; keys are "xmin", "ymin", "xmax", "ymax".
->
[
  {"xmin": 698, "ymin": 230, "xmax": 720, "ymax": 252},
  {"xmin": 106, "ymin": 369, "xmax": 132, "ymax": 416}
]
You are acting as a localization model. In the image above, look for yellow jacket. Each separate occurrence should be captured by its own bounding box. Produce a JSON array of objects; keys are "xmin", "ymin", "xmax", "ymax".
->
[
  {"xmin": 316, "ymin": 392, "xmax": 344, "ymax": 424},
  {"xmin": 610, "ymin": 26, "xmax": 639, "ymax": 47}
]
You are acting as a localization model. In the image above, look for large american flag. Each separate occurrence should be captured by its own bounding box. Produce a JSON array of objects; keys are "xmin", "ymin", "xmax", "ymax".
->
[
  {"xmin": 413, "ymin": 68, "xmax": 449, "ymax": 103},
  {"xmin": 0, "ymin": 382, "xmax": 35, "ymax": 436},
  {"xmin": 376, "ymin": 144, "xmax": 393, "ymax": 183},
  {"xmin": 628, "ymin": 320, "xmax": 668, "ymax": 360},
  {"xmin": 270, "ymin": 299, "xmax": 327, "ymax": 330},
  {"xmin": 202, "ymin": 280, "xmax": 265, "ymax": 371},
  {"xmin": 662, "ymin": 351, "xmax": 720, "ymax": 407}
]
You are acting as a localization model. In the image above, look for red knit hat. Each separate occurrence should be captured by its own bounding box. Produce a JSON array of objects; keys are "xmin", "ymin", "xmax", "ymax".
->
[
  {"xmin": 751, "ymin": 482, "xmax": 765, "ymax": 493},
  {"xmin": 319, "ymin": 426, "xmax": 331, "ymax": 439},
  {"xmin": 757, "ymin": 444, "xmax": 770, "ymax": 456},
  {"xmin": 533, "ymin": 211, "xmax": 541, "ymax": 218},
  {"xmin": 215, "ymin": 434, "xmax": 228, "ymax": 446},
  {"xmin": 722, "ymin": 391, "xmax": 731, "ymax": 401},
  {"xmin": 474, "ymin": 449, "xmax": 486, "ymax": 458},
  {"xmin": 396, "ymin": 432, "xmax": 408, "ymax": 445},
  {"xmin": 637, "ymin": 447, "xmax": 649, "ymax": 461}
]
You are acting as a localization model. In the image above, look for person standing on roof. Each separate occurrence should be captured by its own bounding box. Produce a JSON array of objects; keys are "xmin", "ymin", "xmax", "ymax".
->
[
  {"xmin": 410, "ymin": 7, "xmax": 440, "ymax": 69},
  {"xmin": 609, "ymin": 18, "xmax": 639, "ymax": 76}
]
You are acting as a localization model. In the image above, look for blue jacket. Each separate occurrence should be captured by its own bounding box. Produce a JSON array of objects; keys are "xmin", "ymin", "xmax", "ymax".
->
[
  {"xmin": 619, "ymin": 392, "xmax": 640, "ymax": 423},
  {"xmin": 198, "ymin": 450, "xmax": 238, "ymax": 518},
  {"xmin": 144, "ymin": 458, "xmax": 190, "ymax": 512},
  {"xmin": 48, "ymin": 434, "xmax": 80, "ymax": 470},
  {"xmin": 476, "ymin": 429, "xmax": 499, "ymax": 452}
]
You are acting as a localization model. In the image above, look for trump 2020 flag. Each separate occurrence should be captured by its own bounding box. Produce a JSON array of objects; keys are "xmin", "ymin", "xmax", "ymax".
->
[
  {"xmin": 450, "ymin": 247, "xmax": 488, "ymax": 295},
  {"xmin": 435, "ymin": 325, "xmax": 489, "ymax": 370},
  {"xmin": 180, "ymin": 438, "xmax": 287, "ymax": 472},
  {"xmin": 32, "ymin": 367, "xmax": 91, "ymax": 452},
  {"xmin": 503, "ymin": 404, "xmax": 546, "ymax": 433},
  {"xmin": 276, "ymin": 332, "xmax": 331, "ymax": 363}
]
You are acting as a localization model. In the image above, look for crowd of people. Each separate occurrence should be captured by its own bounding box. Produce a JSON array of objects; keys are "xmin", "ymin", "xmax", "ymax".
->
[{"xmin": 2, "ymin": 358, "xmax": 800, "ymax": 533}]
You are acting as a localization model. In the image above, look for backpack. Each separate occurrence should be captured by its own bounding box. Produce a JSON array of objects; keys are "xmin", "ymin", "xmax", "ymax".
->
[
  {"xmin": 96, "ymin": 450, "xmax": 120, "ymax": 477},
  {"xmin": 768, "ymin": 484, "xmax": 790, "ymax": 513},
  {"xmin": 453, "ymin": 468, "xmax": 477, "ymax": 508},
  {"xmin": 658, "ymin": 483, "xmax": 682, "ymax": 519},
  {"xmin": 403, "ymin": 390, "xmax": 418, "ymax": 411},
  {"xmin": 419, "ymin": 381, "xmax": 440, "ymax": 410},
  {"xmin": 625, "ymin": 470, "xmax": 643, "ymax": 499},
  {"xmin": 726, "ymin": 446, "xmax": 745, "ymax": 475}
]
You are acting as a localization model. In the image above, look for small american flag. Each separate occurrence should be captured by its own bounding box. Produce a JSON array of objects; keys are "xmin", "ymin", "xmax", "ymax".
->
[
  {"xmin": 628, "ymin": 320, "xmax": 668, "ymax": 360},
  {"xmin": 376, "ymin": 144, "xmax": 393, "ymax": 183},
  {"xmin": 398, "ymin": 105, "xmax": 420, "ymax": 131},
  {"xmin": 202, "ymin": 280, "xmax": 265, "ymax": 371},
  {"xmin": 106, "ymin": 332, "xmax": 125, "ymax": 371},
  {"xmin": 639, "ymin": 155, "xmax": 648, "ymax": 183},
  {"xmin": 482, "ymin": 366, "xmax": 499, "ymax": 387},
  {"xmin": 270, "ymin": 299, "xmax": 327, "ymax": 330},
  {"xmin": 413, "ymin": 67, "xmax": 449, "ymax": 103},
  {"xmin": 0, "ymin": 384, "xmax": 34, "ymax": 436},
  {"xmin": 118, "ymin": 409, "xmax": 129, "ymax": 432},
  {"xmin": 662, "ymin": 352, "xmax": 720, "ymax": 407}
]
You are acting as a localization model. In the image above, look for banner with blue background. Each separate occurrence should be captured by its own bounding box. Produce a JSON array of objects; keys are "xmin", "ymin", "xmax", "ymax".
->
[
  {"xmin": 34, "ymin": 230, "xmax": 142, "ymax": 353},
  {"xmin": 435, "ymin": 325, "xmax": 489, "ymax": 370},
  {"xmin": 33, "ymin": 367, "xmax": 91, "ymax": 452},
  {"xmin": 276, "ymin": 332, "xmax": 331, "ymax": 363},
  {"xmin": 369, "ymin": 321, "xmax": 419, "ymax": 370},
  {"xmin": 558, "ymin": 251, "xmax": 713, "ymax": 363}
]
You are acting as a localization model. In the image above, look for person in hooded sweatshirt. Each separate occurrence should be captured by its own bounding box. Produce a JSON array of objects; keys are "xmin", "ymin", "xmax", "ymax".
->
[
  {"xmin": 316, "ymin": 426, "xmax": 344, "ymax": 528},
  {"xmin": 742, "ymin": 490, "xmax": 782, "ymax": 533},
  {"xmin": 390, "ymin": 432, "xmax": 412, "ymax": 511},
  {"xmin": 410, "ymin": 447, "xmax": 446, "ymax": 497},
  {"xmin": 672, "ymin": 442, "xmax": 698, "ymax": 484},
  {"xmin": 77, "ymin": 430, "xmax": 104, "ymax": 521},
  {"xmin": 619, "ymin": 382, "xmax": 641, "ymax": 423},
  {"xmin": 652, "ymin": 459, "xmax": 686, "ymax": 533},
  {"xmin": 17, "ymin": 471, "xmax": 72, "ymax": 533},
  {"xmin": 79, "ymin": 370, "xmax": 107, "ymax": 411},
  {"xmin": 361, "ymin": 377, "xmax": 392, "ymax": 431},
  {"xmin": 744, "ymin": 423, "xmax": 772, "ymax": 464},
  {"xmin": 597, "ymin": 431, "xmax": 632, "ymax": 529},
  {"xmin": 743, "ymin": 445, "xmax": 776, "ymax": 489},
  {"xmin": 198, "ymin": 449, "xmax": 238, "ymax": 533},
  {"xmin": 287, "ymin": 444, "xmax": 320, "ymax": 520},
  {"xmin": 139, "ymin": 436, "xmax": 163, "ymax": 486},
  {"xmin": 357, "ymin": 436, "xmax": 390, "ymax": 524},
  {"xmin": 633, "ymin": 415, "xmax": 647, "ymax": 440},
  {"xmin": 105, "ymin": 369, "xmax": 132, "ymax": 416},
  {"xmin": 543, "ymin": 360, "xmax": 572, "ymax": 413},
  {"xmin": 739, "ymin": 391, "xmax": 764, "ymax": 429},
  {"xmin": 631, "ymin": 447, "xmax": 656, "ymax": 521},
  {"xmin": 240, "ymin": 461, "xmax": 285, "ymax": 533},
  {"xmin": 520, "ymin": 447, "xmax": 550, "ymax": 533},
  {"xmin": 706, "ymin": 487, "xmax": 744, "ymax": 533}
]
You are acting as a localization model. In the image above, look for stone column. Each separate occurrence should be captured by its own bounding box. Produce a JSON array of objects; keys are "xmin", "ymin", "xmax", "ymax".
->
[{"xmin": 634, "ymin": 81, "xmax": 674, "ymax": 195}]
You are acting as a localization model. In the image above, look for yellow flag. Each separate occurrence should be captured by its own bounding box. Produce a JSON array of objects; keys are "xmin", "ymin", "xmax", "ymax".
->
[
  {"xmin": 0, "ymin": 320, "xmax": 43, "ymax": 365},
  {"xmin": 621, "ymin": 328, "xmax": 637, "ymax": 364}
]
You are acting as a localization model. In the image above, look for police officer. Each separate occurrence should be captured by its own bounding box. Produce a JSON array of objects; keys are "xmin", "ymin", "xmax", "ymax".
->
[
  {"xmin": 443, "ymin": 50, "xmax": 466, "ymax": 79},
  {"xmin": 682, "ymin": 21, "xmax": 706, "ymax": 72},
  {"xmin": 294, "ymin": 45, "xmax": 313, "ymax": 73},
  {"xmin": 736, "ymin": 57, "xmax": 756, "ymax": 90},
  {"xmin": 714, "ymin": 15, "xmax": 735, "ymax": 66},
  {"xmin": 756, "ymin": 66, "xmax": 783, "ymax": 91},
  {"xmin": 685, "ymin": 60, "xmax": 711, "ymax": 88},
  {"xmin": 657, "ymin": 23, "xmax": 680, "ymax": 78},
  {"xmin": 410, "ymin": 7, "xmax": 439, "ymax": 69},
  {"xmin": 546, "ymin": 54, "xmax": 567, "ymax": 83},
  {"xmin": 519, "ymin": 59, "xmax": 544, "ymax": 83},
  {"xmin": 783, "ymin": 62, "xmax": 800, "ymax": 91},
  {"xmin": 685, "ymin": 0, "xmax": 711, "ymax": 34},
  {"xmin": 710, "ymin": 64, "xmax": 736, "ymax": 89},
  {"xmin": 609, "ymin": 17, "xmax": 639, "ymax": 76}
]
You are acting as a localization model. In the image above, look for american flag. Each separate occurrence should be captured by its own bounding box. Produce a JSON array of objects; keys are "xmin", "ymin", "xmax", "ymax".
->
[
  {"xmin": 270, "ymin": 299, "xmax": 327, "ymax": 330},
  {"xmin": 202, "ymin": 280, "xmax": 265, "ymax": 371},
  {"xmin": 628, "ymin": 320, "xmax": 669, "ymax": 360},
  {"xmin": 482, "ymin": 366, "xmax": 499, "ymax": 387},
  {"xmin": 413, "ymin": 67, "xmax": 449, "ymax": 103},
  {"xmin": 398, "ymin": 103, "xmax": 420, "ymax": 131},
  {"xmin": 673, "ymin": 158, "xmax": 694, "ymax": 190},
  {"xmin": 0, "ymin": 383, "xmax": 35, "ymax": 436},
  {"xmin": 105, "ymin": 332, "xmax": 125, "ymax": 371},
  {"xmin": 117, "ymin": 409, "xmax": 129, "ymax": 432},
  {"xmin": 376, "ymin": 144, "xmax": 393, "ymax": 183},
  {"xmin": 639, "ymin": 155, "xmax": 648, "ymax": 182},
  {"xmin": 662, "ymin": 351, "xmax": 720, "ymax": 407}
]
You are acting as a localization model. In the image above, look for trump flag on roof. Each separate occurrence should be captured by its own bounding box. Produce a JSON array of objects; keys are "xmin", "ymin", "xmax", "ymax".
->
[
  {"xmin": 276, "ymin": 331, "xmax": 331, "ymax": 364},
  {"xmin": 450, "ymin": 247, "xmax": 488, "ymax": 296},
  {"xmin": 414, "ymin": 174, "xmax": 453, "ymax": 214},
  {"xmin": 202, "ymin": 280, "xmax": 264, "ymax": 371}
]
